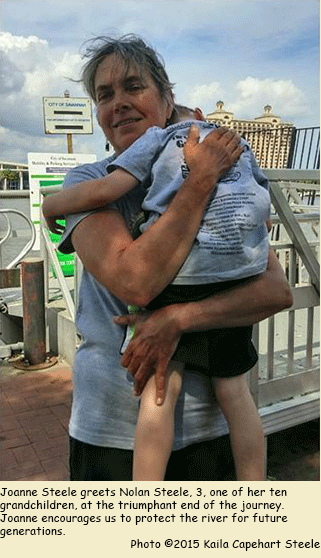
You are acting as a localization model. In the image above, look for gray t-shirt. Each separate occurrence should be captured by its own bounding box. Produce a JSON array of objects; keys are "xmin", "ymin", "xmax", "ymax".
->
[
  {"xmin": 59, "ymin": 158, "xmax": 224, "ymax": 450},
  {"xmin": 108, "ymin": 121, "xmax": 270, "ymax": 284}
]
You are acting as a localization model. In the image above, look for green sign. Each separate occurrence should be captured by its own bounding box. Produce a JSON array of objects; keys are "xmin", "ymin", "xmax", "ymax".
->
[{"xmin": 39, "ymin": 180, "xmax": 74, "ymax": 277}]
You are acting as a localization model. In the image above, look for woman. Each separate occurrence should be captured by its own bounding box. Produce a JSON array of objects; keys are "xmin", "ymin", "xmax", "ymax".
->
[{"xmin": 58, "ymin": 35, "xmax": 293, "ymax": 481}]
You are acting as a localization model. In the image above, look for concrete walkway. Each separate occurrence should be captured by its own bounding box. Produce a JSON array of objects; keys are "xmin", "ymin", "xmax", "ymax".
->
[{"xmin": 0, "ymin": 356, "xmax": 319, "ymax": 482}]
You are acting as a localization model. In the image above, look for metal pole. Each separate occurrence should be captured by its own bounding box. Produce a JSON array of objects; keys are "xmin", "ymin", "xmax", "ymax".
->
[
  {"xmin": 67, "ymin": 133, "xmax": 73, "ymax": 154},
  {"xmin": 21, "ymin": 258, "xmax": 46, "ymax": 365},
  {"xmin": 287, "ymin": 127, "xmax": 297, "ymax": 169},
  {"xmin": 64, "ymin": 90, "xmax": 73, "ymax": 154}
]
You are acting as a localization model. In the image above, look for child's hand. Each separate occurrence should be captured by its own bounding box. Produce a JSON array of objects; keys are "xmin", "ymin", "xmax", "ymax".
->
[
  {"xmin": 42, "ymin": 196, "xmax": 65, "ymax": 234},
  {"xmin": 44, "ymin": 214, "xmax": 65, "ymax": 235}
]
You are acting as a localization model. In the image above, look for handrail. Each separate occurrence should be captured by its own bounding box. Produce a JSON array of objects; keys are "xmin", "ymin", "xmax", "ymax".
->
[
  {"xmin": 0, "ymin": 213, "xmax": 12, "ymax": 247},
  {"xmin": 40, "ymin": 187, "xmax": 76, "ymax": 320},
  {"xmin": 264, "ymin": 168, "xmax": 320, "ymax": 182},
  {"xmin": 269, "ymin": 180, "xmax": 320, "ymax": 294},
  {"xmin": 0, "ymin": 213, "xmax": 12, "ymax": 270},
  {"xmin": 40, "ymin": 186, "xmax": 62, "ymax": 195},
  {"xmin": 0, "ymin": 209, "xmax": 36, "ymax": 269},
  {"xmin": 41, "ymin": 225, "xmax": 75, "ymax": 320}
]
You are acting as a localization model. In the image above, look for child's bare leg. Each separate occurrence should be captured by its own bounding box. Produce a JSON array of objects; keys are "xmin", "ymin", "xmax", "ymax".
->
[
  {"xmin": 133, "ymin": 361, "xmax": 184, "ymax": 481},
  {"xmin": 214, "ymin": 375, "xmax": 265, "ymax": 481}
]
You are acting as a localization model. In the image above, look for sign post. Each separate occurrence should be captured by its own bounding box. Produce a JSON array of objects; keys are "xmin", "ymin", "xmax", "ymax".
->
[
  {"xmin": 64, "ymin": 90, "xmax": 74, "ymax": 153},
  {"xmin": 67, "ymin": 133, "xmax": 73, "ymax": 154},
  {"xmin": 39, "ymin": 92, "xmax": 95, "ymax": 274}
]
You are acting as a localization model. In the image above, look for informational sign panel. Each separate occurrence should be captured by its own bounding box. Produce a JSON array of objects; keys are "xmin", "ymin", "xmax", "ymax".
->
[
  {"xmin": 43, "ymin": 97, "xmax": 93, "ymax": 134},
  {"xmin": 27, "ymin": 153, "xmax": 97, "ymax": 273}
]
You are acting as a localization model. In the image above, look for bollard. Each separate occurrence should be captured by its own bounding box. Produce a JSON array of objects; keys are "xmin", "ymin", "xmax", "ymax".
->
[{"xmin": 21, "ymin": 258, "xmax": 46, "ymax": 365}]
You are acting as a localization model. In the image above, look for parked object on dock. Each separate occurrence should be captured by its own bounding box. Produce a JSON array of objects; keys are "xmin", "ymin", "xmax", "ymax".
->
[
  {"xmin": 22, "ymin": 258, "xmax": 46, "ymax": 364},
  {"xmin": 7, "ymin": 258, "xmax": 57, "ymax": 370}
]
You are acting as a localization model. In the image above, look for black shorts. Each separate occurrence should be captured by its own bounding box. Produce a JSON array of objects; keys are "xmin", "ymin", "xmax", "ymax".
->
[
  {"xmin": 69, "ymin": 436, "xmax": 235, "ymax": 481},
  {"xmin": 146, "ymin": 278, "xmax": 258, "ymax": 377}
]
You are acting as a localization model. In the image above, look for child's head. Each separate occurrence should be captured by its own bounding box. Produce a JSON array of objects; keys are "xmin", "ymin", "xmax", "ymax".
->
[{"xmin": 168, "ymin": 104, "xmax": 205, "ymax": 125}]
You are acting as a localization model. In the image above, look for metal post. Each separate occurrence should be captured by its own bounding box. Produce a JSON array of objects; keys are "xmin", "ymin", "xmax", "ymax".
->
[
  {"xmin": 64, "ymin": 90, "xmax": 73, "ymax": 154},
  {"xmin": 21, "ymin": 258, "xmax": 46, "ymax": 365},
  {"xmin": 67, "ymin": 133, "xmax": 73, "ymax": 154},
  {"xmin": 287, "ymin": 127, "xmax": 297, "ymax": 169}
]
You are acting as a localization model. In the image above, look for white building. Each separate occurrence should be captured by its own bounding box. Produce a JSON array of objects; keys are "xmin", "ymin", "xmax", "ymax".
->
[{"xmin": 0, "ymin": 161, "xmax": 29, "ymax": 190}]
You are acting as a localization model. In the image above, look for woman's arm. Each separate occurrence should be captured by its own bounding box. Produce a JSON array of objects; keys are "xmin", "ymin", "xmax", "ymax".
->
[
  {"xmin": 72, "ymin": 126, "xmax": 243, "ymax": 307},
  {"xmin": 171, "ymin": 249, "xmax": 293, "ymax": 331},
  {"xmin": 42, "ymin": 168, "xmax": 138, "ymax": 234},
  {"xmin": 116, "ymin": 249, "xmax": 293, "ymax": 403}
]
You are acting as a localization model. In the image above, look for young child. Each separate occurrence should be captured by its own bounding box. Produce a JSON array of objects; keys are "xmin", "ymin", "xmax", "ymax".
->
[{"xmin": 43, "ymin": 106, "xmax": 271, "ymax": 481}]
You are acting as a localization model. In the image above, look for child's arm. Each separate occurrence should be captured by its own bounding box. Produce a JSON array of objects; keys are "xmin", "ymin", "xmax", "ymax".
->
[{"xmin": 42, "ymin": 168, "xmax": 138, "ymax": 233}]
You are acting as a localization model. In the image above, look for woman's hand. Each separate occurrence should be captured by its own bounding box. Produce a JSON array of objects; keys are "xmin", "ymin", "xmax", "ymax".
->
[
  {"xmin": 184, "ymin": 125, "xmax": 243, "ymax": 191},
  {"xmin": 114, "ymin": 250, "xmax": 293, "ymax": 405},
  {"xmin": 114, "ymin": 305, "xmax": 182, "ymax": 405}
]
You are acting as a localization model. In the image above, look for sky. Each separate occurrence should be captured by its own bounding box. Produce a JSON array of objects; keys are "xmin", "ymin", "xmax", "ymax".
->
[{"xmin": 0, "ymin": 0, "xmax": 319, "ymax": 163}]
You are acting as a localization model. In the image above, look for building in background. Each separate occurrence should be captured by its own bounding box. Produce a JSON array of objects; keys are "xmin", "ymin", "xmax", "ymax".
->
[
  {"xmin": 206, "ymin": 102, "xmax": 295, "ymax": 168},
  {"xmin": 0, "ymin": 162, "xmax": 29, "ymax": 190}
]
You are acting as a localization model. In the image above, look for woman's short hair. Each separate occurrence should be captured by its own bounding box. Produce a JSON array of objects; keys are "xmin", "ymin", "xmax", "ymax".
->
[{"xmin": 80, "ymin": 34, "xmax": 174, "ymax": 103}]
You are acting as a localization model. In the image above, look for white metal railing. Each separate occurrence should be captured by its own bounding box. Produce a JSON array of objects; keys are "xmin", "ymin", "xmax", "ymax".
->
[
  {"xmin": 39, "ymin": 187, "xmax": 84, "ymax": 323},
  {"xmin": 250, "ymin": 169, "xmax": 319, "ymax": 419},
  {"xmin": 38, "ymin": 186, "xmax": 75, "ymax": 320},
  {"xmin": 0, "ymin": 208, "xmax": 36, "ymax": 268},
  {"xmin": 41, "ymin": 225, "xmax": 75, "ymax": 320}
]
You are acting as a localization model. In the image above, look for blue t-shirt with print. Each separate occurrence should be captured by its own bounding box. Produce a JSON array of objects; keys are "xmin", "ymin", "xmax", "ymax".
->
[{"xmin": 108, "ymin": 121, "xmax": 270, "ymax": 284}]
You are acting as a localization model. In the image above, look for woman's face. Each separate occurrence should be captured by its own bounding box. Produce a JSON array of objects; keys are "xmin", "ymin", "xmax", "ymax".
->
[{"xmin": 95, "ymin": 54, "xmax": 173, "ymax": 155}]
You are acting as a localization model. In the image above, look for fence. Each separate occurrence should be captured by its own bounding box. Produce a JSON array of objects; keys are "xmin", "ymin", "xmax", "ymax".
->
[
  {"xmin": 249, "ymin": 169, "xmax": 319, "ymax": 435},
  {"xmin": 287, "ymin": 127, "xmax": 320, "ymax": 170},
  {"xmin": 243, "ymin": 126, "xmax": 320, "ymax": 170}
]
